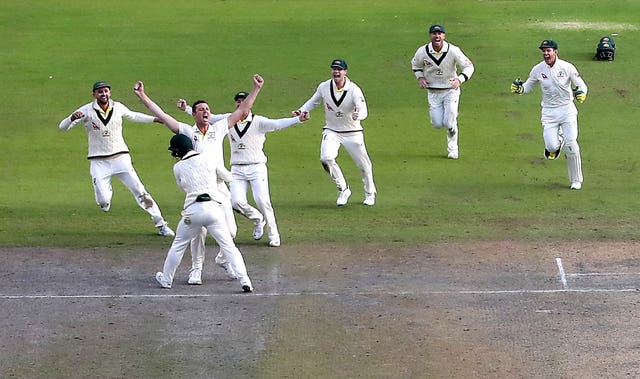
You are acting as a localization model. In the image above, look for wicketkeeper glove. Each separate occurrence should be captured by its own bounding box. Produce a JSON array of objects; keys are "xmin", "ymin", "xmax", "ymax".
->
[
  {"xmin": 573, "ymin": 87, "xmax": 586, "ymax": 103},
  {"xmin": 510, "ymin": 78, "xmax": 524, "ymax": 94}
]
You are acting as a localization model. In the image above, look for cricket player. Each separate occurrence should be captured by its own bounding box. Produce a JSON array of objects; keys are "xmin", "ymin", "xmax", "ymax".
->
[
  {"xmin": 133, "ymin": 74, "xmax": 265, "ymax": 291},
  {"xmin": 161, "ymin": 98, "xmax": 236, "ymax": 286},
  {"xmin": 58, "ymin": 81, "xmax": 175, "ymax": 237},
  {"xmin": 179, "ymin": 92, "xmax": 310, "ymax": 248},
  {"xmin": 292, "ymin": 58, "xmax": 377, "ymax": 206},
  {"xmin": 511, "ymin": 39, "xmax": 588, "ymax": 190},
  {"xmin": 155, "ymin": 134, "xmax": 253, "ymax": 292},
  {"xmin": 411, "ymin": 24, "xmax": 475, "ymax": 160}
]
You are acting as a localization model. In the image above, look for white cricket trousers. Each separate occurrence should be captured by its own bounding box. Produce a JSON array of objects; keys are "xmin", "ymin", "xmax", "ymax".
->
[
  {"xmin": 189, "ymin": 178, "xmax": 237, "ymax": 271},
  {"xmin": 230, "ymin": 163, "xmax": 279, "ymax": 241},
  {"xmin": 541, "ymin": 104, "xmax": 583, "ymax": 185},
  {"xmin": 320, "ymin": 129, "xmax": 376, "ymax": 194},
  {"xmin": 89, "ymin": 153, "xmax": 166, "ymax": 227},
  {"xmin": 427, "ymin": 88, "xmax": 460, "ymax": 155},
  {"xmin": 161, "ymin": 201, "xmax": 251, "ymax": 287}
]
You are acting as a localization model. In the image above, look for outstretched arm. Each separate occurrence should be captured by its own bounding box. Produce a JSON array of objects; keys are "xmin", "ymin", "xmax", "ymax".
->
[
  {"xmin": 226, "ymin": 74, "xmax": 264, "ymax": 127},
  {"xmin": 133, "ymin": 81, "xmax": 180, "ymax": 133}
]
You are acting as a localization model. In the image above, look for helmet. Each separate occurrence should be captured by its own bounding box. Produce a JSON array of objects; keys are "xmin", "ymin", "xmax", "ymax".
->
[
  {"xmin": 168, "ymin": 134, "xmax": 193, "ymax": 158},
  {"xmin": 594, "ymin": 36, "xmax": 616, "ymax": 61}
]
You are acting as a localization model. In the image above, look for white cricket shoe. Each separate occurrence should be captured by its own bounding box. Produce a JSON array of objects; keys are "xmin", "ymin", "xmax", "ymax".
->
[
  {"xmin": 215, "ymin": 257, "xmax": 238, "ymax": 279},
  {"xmin": 188, "ymin": 269, "xmax": 202, "ymax": 285},
  {"xmin": 253, "ymin": 219, "xmax": 266, "ymax": 240},
  {"xmin": 447, "ymin": 152, "xmax": 459, "ymax": 160},
  {"xmin": 363, "ymin": 193, "xmax": 376, "ymax": 206},
  {"xmin": 155, "ymin": 272, "xmax": 171, "ymax": 289},
  {"xmin": 336, "ymin": 187, "xmax": 352, "ymax": 206},
  {"xmin": 157, "ymin": 224, "xmax": 175, "ymax": 237},
  {"xmin": 570, "ymin": 182, "xmax": 582, "ymax": 190},
  {"xmin": 269, "ymin": 237, "xmax": 281, "ymax": 247}
]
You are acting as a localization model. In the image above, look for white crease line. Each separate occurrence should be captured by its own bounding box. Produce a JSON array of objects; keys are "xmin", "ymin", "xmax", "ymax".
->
[
  {"xmin": 568, "ymin": 272, "xmax": 640, "ymax": 277},
  {"xmin": 556, "ymin": 257, "xmax": 568, "ymax": 290},
  {"xmin": 0, "ymin": 287, "xmax": 639, "ymax": 300}
]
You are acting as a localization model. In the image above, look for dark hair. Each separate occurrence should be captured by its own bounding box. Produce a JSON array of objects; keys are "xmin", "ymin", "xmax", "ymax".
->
[{"xmin": 192, "ymin": 100, "xmax": 208, "ymax": 110}]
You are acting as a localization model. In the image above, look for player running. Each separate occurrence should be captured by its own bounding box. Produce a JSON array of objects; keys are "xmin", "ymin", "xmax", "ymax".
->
[
  {"xmin": 58, "ymin": 81, "xmax": 175, "ymax": 237},
  {"xmin": 510, "ymin": 39, "xmax": 588, "ymax": 190}
]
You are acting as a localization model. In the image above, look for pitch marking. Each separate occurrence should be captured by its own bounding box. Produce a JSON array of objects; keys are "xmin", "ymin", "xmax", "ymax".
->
[
  {"xmin": 1, "ymin": 287, "xmax": 639, "ymax": 300},
  {"xmin": 556, "ymin": 257, "xmax": 568, "ymax": 290}
]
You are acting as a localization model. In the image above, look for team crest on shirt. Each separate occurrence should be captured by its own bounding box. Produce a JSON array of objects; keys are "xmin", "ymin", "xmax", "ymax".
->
[
  {"xmin": 237, "ymin": 143, "xmax": 246, "ymax": 150},
  {"xmin": 556, "ymin": 72, "xmax": 565, "ymax": 78},
  {"xmin": 102, "ymin": 130, "xmax": 110, "ymax": 137},
  {"xmin": 336, "ymin": 111, "xmax": 344, "ymax": 118},
  {"xmin": 423, "ymin": 60, "xmax": 433, "ymax": 68}
]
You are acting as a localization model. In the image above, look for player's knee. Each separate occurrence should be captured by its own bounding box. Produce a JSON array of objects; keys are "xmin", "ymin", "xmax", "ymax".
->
[
  {"xmin": 565, "ymin": 140, "xmax": 580, "ymax": 156},
  {"xmin": 231, "ymin": 200, "xmax": 244, "ymax": 209},
  {"xmin": 137, "ymin": 193, "xmax": 154, "ymax": 209},
  {"xmin": 320, "ymin": 158, "xmax": 334, "ymax": 172}
]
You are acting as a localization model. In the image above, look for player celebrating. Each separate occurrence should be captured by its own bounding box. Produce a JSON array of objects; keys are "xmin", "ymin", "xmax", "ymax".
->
[
  {"xmin": 178, "ymin": 92, "xmax": 310, "ymax": 248},
  {"xmin": 411, "ymin": 24, "xmax": 475, "ymax": 160},
  {"xmin": 155, "ymin": 134, "xmax": 253, "ymax": 292},
  {"xmin": 292, "ymin": 58, "xmax": 377, "ymax": 206},
  {"xmin": 159, "ymin": 97, "xmax": 236, "ymax": 286},
  {"xmin": 133, "ymin": 74, "xmax": 265, "ymax": 291},
  {"xmin": 511, "ymin": 39, "xmax": 588, "ymax": 190},
  {"xmin": 58, "ymin": 81, "xmax": 174, "ymax": 237}
]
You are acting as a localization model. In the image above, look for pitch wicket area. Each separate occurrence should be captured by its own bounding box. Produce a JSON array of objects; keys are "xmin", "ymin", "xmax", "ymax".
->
[{"xmin": 1, "ymin": 242, "xmax": 639, "ymax": 378}]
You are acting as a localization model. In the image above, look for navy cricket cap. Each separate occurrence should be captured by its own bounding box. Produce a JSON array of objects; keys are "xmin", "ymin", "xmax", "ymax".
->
[
  {"xmin": 330, "ymin": 59, "xmax": 348, "ymax": 70},
  {"xmin": 429, "ymin": 24, "xmax": 445, "ymax": 33},
  {"xmin": 92, "ymin": 81, "xmax": 111, "ymax": 91},
  {"xmin": 234, "ymin": 91, "xmax": 249, "ymax": 101},
  {"xmin": 539, "ymin": 39, "xmax": 558, "ymax": 49}
]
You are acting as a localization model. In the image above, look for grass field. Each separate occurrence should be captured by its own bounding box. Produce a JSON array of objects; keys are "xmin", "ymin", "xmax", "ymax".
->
[{"xmin": 1, "ymin": 1, "xmax": 639, "ymax": 247}]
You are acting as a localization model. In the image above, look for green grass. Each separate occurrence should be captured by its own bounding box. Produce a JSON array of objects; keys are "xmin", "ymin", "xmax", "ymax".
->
[{"xmin": 1, "ymin": 0, "xmax": 639, "ymax": 248}]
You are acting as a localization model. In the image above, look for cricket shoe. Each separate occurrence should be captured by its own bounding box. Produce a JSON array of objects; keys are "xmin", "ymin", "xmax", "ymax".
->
[
  {"xmin": 242, "ymin": 285, "xmax": 253, "ymax": 293},
  {"xmin": 336, "ymin": 186, "xmax": 352, "ymax": 206},
  {"xmin": 544, "ymin": 136, "xmax": 565, "ymax": 160},
  {"xmin": 363, "ymin": 193, "xmax": 376, "ymax": 206},
  {"xmin": 157, "ymin": 224, "xmax": 175, "ymax": 237},
  {"xmin": 253, "ymin": 219, "xmax": 266, "ymax": 240},
  {"xmin": 570, "ymin": 182, "xmax": 582, "ymax": 190},
  {"xmin": 269, "ymin": 237, "xmax": 281, "ymax": 247},
  {"xmin": 447, "ymin": 152, "xmax": 459, "ymax": 160},
  {"xmin": 215, "ymin": 258, "xmax": 238, "ymax": 280},
  {"xmin": 155, "ymin": 272, "xmax": 171, "ymax": 289},
  {"xmin": 188, "ymin": 268, "xmax": 202, "ymax": 285}
]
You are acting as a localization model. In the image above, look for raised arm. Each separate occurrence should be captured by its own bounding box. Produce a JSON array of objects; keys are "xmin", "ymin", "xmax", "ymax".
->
[
  {"xmin": 226, "ymin": 74, "xmax": 264, "ymax": 127},
  {"xmin": 133, "ymin": 81, "xmax": 180, "ymax": 133}
]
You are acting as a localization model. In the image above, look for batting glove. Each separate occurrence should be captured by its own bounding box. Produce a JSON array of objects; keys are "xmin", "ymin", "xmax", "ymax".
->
[
  {"xmin": 573, "ymin": 87, "xmax": 586, "ymax": 103},
  {"xmin": 510, "ymin": 78, "xmax": 524, "ymax": 94}
]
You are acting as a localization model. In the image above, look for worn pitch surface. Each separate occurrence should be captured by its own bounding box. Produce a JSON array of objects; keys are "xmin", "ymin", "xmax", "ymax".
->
[{"xmin": 1, "ymin": 241, "xmax": 639, "ymax": 378}]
